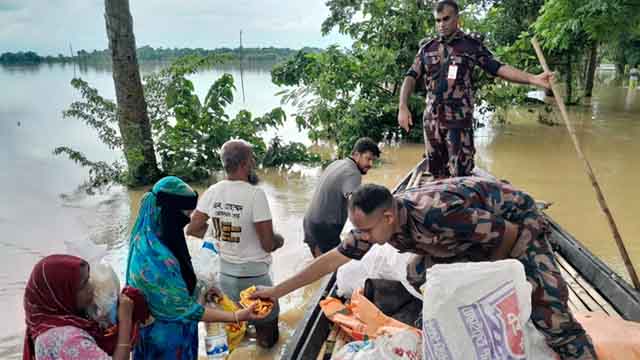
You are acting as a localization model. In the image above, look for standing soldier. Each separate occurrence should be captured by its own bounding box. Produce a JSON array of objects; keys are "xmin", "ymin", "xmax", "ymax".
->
[{"xmin": 398, "ymin": 0, "xmax": 554, "ymax": 178}]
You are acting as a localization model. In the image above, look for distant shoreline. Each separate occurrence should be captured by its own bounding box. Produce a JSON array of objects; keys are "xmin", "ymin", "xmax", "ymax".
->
[{"xmin": 0, "ymin": 46, "xmax": 322, "ymax": 66}]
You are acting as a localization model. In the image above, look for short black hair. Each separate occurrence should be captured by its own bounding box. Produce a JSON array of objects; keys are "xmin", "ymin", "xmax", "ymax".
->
[
  {"xmin": 434, "ymin": 0, "xmax": 459, "ymax": 15},
  {"xmin": 351, "ymin": 137, "xmax": 381, "ymax": 158},
  {"xmin": 349, "ymin": 184, "xmax": 393, "ymax": 215}
]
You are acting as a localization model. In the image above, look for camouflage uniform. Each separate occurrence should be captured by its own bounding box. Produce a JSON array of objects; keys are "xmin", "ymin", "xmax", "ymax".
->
[
  {"xmin": 406, "ymin": 30, "xmax": 503, "ymax": 177},
  {"xmin": 338, "ymin": 177, "xmax": 596, "ymax": 359}
]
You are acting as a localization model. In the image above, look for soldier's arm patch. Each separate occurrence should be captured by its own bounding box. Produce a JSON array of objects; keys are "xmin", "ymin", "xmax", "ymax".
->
[
  {"xmin": 336, "ymin": 230, "xmax": 373, "ymax": 260},
  {"xmin": 405, "ymin": 69, "xmax": 419, "ymax": 79}
]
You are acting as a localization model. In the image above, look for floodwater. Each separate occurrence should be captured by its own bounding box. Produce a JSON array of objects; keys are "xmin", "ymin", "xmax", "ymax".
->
[{"xmin": 1, "ymin": 63, "xmax": 638, "ymax": 358}]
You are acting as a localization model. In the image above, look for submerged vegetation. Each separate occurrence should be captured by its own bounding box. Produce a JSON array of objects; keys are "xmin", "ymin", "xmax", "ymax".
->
[
  {"xmin": 50, "ymin": 0, "xmax": 639, "ymax": 189},
  {"xmin": 0, "ymin": 46, "xmax": 320, "ymax": 66},
  {"xmin": 57, "ymin": 55, "xmax": 319, "ymax": 193}
]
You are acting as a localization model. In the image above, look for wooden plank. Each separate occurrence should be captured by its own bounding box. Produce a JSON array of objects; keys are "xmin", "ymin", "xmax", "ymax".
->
[
  {"xmin": 556, "ymin": 255, "xmax": 618, "ymax": 316},
  {"xmin": 566, "ymin": 295, "xmax": 579, "ymax": 313},
  {"xmin": 558, "ymin": 262, "xmax": 597, "ymax": 312},
  {"xmin": 558, "ymin": 263, "xmax": 590, "ymax": 312},
  {"xmin": 407, "ymin": 168, "xmax": 419, "ymax": 190},
  {"xmin": 555, "ymin": 255, "xmax": 621, "ymax": 318},
  {"xmin": 409, "ymin": 170, "xmax": 422, "ymax": 189},
  {"xmin": 546, "ymin": 217, "xmax": 640, "ymax": 321}
]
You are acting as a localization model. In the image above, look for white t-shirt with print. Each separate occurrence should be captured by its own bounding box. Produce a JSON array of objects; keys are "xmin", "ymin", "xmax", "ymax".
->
[{"xmin": 197, "ymin": 180, "xmax": 272, "ymax": 264}]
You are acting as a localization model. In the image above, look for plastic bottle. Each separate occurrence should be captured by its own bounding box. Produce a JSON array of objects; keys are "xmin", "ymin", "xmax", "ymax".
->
[{"xmin": 205, "ymin": 320, "xmax": 229, "ymax": 359}]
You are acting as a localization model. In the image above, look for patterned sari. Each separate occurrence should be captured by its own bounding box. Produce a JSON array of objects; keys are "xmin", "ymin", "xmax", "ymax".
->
[{"xmin": 126, "ymin": 176, "xmax": 203, "ymax": 360}]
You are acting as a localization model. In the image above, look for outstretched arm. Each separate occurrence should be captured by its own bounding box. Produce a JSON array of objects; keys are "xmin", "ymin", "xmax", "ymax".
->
[
  {"xmin": 252, "ymin": 249, "xmax": 351, "ymax": 300},
  {"xmin": 497, "ymin": 65, "xmax": 554, "ymax": 89}
]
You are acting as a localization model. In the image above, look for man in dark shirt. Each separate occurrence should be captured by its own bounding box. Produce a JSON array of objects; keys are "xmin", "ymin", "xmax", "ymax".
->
[
  {"xmin": 303, "ymin": 137, "xmax": 380, "ymax": 257},
  {"xmin": 398, "ymin": 0, "xmax": 554, "ymax": 178},
  {"xmin": 253, "ymin": 178, "xmax": 596, "ymax": 359}
]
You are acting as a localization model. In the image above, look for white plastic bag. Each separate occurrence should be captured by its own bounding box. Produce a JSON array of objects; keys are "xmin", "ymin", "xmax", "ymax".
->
[
  {"xmin": 64, "ymin": 238, "xmax": 108, "ymax": 265},
  {"xmin": 421, "ymin": 260, "xmax": 556, "ymax": 360},
  {"xmin": 336, "ymin": 243, "xmax": 421, "ymax": 299},
  {"xmin": 333, "ymin": 329, "xmax": 423, "ymax": 360},
  {"xmin": 188, "ymin": 236, "xmax": 220, "ymax": 303},
  {"xmin": 65, "ymin": 239, "xmax": 119, "ymax": 329},
  {"xmin": 87, "ymin": 262, "xmax": 120, "ymax": 328}
]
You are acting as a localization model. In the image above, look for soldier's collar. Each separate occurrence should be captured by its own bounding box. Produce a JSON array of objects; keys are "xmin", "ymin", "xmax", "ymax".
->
[
  {"xmin": 439, "ymin": 29, "xmax": 464, "ymax": 43},
  {"xmin": 393, "ymin": 199, "xmax": 409, "ymax": 234}
]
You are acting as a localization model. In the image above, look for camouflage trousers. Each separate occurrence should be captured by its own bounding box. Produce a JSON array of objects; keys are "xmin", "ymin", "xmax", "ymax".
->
[
  {"xmin": 423, "ymin": 119, "xmax": 475, "ymax": 178},
  {"xmin": 407, "ymin": 217, "xmax": 597, "ymax": 359}
]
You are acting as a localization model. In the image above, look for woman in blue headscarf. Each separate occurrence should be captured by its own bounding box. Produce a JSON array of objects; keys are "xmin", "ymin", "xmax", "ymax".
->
[{"xmin": 126, "ymin": 176, "xmax": 265, "ymax": 359}]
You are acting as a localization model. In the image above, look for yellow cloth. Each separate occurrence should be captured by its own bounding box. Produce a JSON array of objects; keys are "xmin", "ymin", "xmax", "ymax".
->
[{"xmin": 216, "ymin": 295, "xmax": 247, "ymax": 352}]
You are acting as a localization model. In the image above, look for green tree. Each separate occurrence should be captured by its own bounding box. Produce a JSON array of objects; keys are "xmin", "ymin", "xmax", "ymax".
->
[
  {"xmin": 534, "ymin": 0, "xmax": 640, "ymax": 95},
  {"xmin": 273, "ymin": 0, "xmax": 436, "ymax": 156},
  {"xmin": 57, "ymin": 54, "xmax": 316, "ymax": 192}
]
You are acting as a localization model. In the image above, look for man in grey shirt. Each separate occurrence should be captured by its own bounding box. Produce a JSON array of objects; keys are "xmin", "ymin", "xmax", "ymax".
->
[{"xmin": 304, "ymin": 137, "xmax": 381, "ymax": 257}]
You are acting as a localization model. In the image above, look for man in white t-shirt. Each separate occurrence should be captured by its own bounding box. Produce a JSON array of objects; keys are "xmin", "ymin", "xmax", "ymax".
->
[{"xmin": 187, "ymin": 139, "xmax": 284, "ymax": 348}]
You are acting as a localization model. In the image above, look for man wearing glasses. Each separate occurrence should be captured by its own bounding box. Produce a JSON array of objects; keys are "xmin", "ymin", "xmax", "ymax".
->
[{"xmin": 397, "ymin": 0, "xmax": 554, "ymax": 178}]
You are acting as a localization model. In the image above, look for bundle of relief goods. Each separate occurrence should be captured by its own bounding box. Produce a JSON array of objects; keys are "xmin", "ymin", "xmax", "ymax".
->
[
  {"xmin": 320, "ymin": 288, "xmax": 421, "ymax": 341},
  {"xmin": 87, "ymin": 262, "xmax": 120, "ymax": 329},
  {"xmin": 333, "ymin": 329, "xmax": 422, "ymax": 360},
  {"xmin": 421, "ymin": 260, "xmax": 556, "ymax": 360},
  {"xmin": 336, "ymin": 243, "xmax": 420, "ymax": 299}
]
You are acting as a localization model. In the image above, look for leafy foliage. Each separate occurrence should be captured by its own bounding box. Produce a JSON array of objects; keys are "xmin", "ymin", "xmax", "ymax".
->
[
  {"xmin": 272, "ymin": 0, "xmax": 639, "ymax": 151},
  {"xmin": 273, "ymin": 0, "xmax": 437, "ymax": 156},
  {"xmin": 63, "ymin": 79, "xmax": 122, "ymax": 149},
  {"xmin": 262, "ymin": 137, "xmax": 321, "ymax": 168},
  {"xmin": 52, "ymin": 147, "xmax": 125, "ymax": 194},
  {"xmin": 534, "ymin": 0, "xmax": 640, "ymax": 86},
  {"xmin": 58, "ymin": 54, "xmax": 315, "ymax": 192}
]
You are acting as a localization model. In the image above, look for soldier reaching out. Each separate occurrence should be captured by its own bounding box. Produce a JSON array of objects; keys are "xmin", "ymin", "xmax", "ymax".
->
[{"xmin": 252, "ymin": 178, "xmax": 596, "ymax": 359}]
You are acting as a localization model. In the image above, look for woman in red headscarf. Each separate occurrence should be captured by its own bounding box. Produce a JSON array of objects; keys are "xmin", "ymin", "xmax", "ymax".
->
[{"xmin": 23, "ymin": 255, "xmax": 146, "ymax": 360}]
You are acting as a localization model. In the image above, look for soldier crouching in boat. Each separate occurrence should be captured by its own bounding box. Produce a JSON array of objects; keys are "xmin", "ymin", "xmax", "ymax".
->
[{"xmin": 252, "ymin": 177, "xmax": 597, "ymax": 359}]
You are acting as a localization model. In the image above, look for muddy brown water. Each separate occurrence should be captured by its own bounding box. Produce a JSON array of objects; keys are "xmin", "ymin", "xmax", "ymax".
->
[{"xmin": 1, "ymin": 63, "xmax": 638, "ymax": 358}]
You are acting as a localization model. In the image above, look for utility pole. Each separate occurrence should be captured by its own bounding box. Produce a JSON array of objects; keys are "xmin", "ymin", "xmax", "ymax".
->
[
  {"xmin": 69, "ymin": 43, "xmax": 76, "ymax": 77},
  {"xmin": 239, "ymin": 29, "xmax": 246, "ymax": 103}
]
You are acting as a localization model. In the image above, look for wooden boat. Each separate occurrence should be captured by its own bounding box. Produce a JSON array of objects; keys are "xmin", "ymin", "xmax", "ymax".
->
[{"xmin": 281, "ymin": 159, "xmax": 640, "ymax": 360}]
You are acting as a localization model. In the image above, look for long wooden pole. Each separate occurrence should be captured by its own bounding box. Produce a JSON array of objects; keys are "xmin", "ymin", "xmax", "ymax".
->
[{"xmin": 532, "ymin": 38, "xmax": 640, "ymax": 290}]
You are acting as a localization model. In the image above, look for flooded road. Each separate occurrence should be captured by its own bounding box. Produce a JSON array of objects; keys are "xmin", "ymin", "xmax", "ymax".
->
[{"xmin": 1, "ymin": 63, "xmax": 638, "ymax": 358}]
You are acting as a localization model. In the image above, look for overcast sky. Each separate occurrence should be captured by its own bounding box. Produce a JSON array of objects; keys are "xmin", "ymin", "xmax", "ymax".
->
[{"xmin": 0, "ymin": 0, "xmax": 353, "ymax": 55}]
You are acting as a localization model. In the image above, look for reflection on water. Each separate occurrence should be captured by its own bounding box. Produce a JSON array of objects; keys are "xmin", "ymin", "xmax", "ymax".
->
[{"xmin": 1, "ymin": 62, "xmax": 639, "ymax": 358}]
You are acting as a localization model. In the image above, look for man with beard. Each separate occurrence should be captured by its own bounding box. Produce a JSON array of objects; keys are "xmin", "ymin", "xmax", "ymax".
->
[
  {"xmin": 303, "ymin": 137, "xmax": 381, "ymax": 257},
  {"xmin": 187, "ymin": 139, "xmax": 284, "ymax": 348}
]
